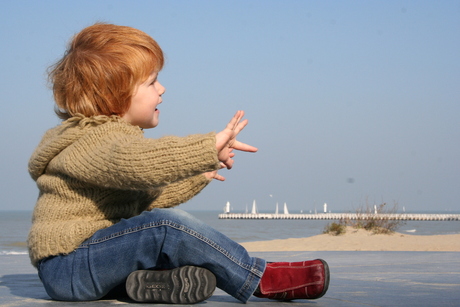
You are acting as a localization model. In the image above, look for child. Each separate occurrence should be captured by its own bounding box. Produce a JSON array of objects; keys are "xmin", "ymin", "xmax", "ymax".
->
[{"xmin": 28, "ymin": 23, "xmax": 329, "ymax": 304}]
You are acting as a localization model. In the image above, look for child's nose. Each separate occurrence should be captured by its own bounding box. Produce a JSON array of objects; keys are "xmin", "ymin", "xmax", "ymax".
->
[{"xmin": 157, "ymin": 82, "xmax": 166, "ymax": 95}]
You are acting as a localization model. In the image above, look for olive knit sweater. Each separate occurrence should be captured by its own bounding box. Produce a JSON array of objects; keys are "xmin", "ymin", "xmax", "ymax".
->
[{"xmin": 27, "ymin": 115, "xmax": 220, "ymax": 267}]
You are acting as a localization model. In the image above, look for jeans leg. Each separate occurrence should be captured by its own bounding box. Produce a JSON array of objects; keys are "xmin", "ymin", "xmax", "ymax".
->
[{"xmin": 38, "ymin": 208, "xmax": 265, "ymax": 302}]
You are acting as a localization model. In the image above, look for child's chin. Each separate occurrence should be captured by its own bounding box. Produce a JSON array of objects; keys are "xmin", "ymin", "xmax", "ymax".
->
[{"xmin": 148, "ymin": 121, "xmax": 159, "ymax": 129}]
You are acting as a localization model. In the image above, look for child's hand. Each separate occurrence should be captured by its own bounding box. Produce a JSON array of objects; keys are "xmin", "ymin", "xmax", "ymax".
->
[{"xmin": 216, "ymin": 111, "xmax": 257, "ymax": 169}]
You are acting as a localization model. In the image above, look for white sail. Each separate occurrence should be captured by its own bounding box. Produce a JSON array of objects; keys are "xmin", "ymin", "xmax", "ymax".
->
[
  {"xmin": 275, "ymin": 202, "xmax": 279, "ymax": 214},
  {"xmin": 251, "ymin": 200, "xmax": 257, "ymax": 214},
  {"xmin": 224, "ymin": 201, "xmax": 231, "ymax": 213},
  {"xmin": 283, "ymin": 202, "xmax": 289, "ymax": 215}
]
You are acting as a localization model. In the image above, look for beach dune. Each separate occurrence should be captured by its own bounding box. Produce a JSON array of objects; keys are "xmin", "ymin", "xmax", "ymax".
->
[{"xmin": 240, "ymin": 226, "xmax": 460, "ymax": 252}]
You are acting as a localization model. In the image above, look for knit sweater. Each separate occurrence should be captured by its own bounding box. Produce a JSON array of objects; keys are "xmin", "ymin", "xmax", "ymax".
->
[{"xmin": 27, "ymin": 114, "xmax": 220, "ymax": 267}]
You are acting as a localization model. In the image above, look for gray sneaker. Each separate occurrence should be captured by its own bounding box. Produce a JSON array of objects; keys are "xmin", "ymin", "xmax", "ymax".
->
[{"xmin": 126, "ymin": 266, "xmax": 216, "ymax": 304}]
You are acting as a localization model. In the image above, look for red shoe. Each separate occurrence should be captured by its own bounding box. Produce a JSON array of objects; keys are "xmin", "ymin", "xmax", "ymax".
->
[{"xmin": 254, "ymin": 259, "xmax": 329, "ymax": 300}]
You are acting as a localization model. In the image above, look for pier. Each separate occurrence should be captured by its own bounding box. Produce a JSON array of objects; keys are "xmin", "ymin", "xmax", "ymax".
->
[
  {"xmin": 218, "ymin": 213, "xmax": 460, "ymax": 221},
  {"xmin": 220, "ymin": 200, "xmax": 460, "ymax": 221}
]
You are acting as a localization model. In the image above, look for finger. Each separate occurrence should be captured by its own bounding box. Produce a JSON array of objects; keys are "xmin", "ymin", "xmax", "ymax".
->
[
  {"xmin": 225, "ymin": 112, "xmax": 240, "ymax": 130},
  {"xmin": 214, "ymin": 174, "xmax": 226, "ymax": 181},
  {"xmin": 233, "ymin": 119, "xmax": 249, "ymax": 135},
  {"xmin": 226, "ymin": 110, "xmax": 244, "ymax": 131},
  {"xmin": 222, "ymin": 158, "xmax": 234, "ymax": 169},
  {"xmin": 230, "ymin": 140, "xmax": 258, "ymax": 152}
]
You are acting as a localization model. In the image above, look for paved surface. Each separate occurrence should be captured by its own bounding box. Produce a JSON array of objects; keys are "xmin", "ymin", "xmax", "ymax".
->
[{"xmin": 1, "ymin": 251, "xmax": 459, "ymax": 306}]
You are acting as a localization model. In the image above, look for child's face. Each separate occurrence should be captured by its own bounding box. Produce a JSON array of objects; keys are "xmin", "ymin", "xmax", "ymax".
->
[{"xmin": 122, "ymin": 71, "xmax": 165, "ymax": 129}]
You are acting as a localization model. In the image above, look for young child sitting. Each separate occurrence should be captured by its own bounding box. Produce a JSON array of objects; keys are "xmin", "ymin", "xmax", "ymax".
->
[{"xmin": 28, "ymin": 23, "xmax": 329, "ymax": 304}]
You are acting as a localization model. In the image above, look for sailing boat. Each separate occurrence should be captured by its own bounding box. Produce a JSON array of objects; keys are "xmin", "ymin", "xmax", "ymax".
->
[
  {"xmin": 224, "ymin": 201, "xmax": 231, "ymax": 214},
  {"xmin": 283, "ymin": 203, "xmax": 289, "ymax": 215},
  {"xmin": 251, "ymin": 200, "xmax": 258, "ymax": 214},
  {"xmin": 275, "ymin": 203, "xmax": 279, "ymax": 215}
]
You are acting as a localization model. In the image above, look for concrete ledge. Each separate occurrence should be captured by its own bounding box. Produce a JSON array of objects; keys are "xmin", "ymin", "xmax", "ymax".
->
[{"xmin": 1, "ymin": 251, "xmax": 459, "ymax": 306}]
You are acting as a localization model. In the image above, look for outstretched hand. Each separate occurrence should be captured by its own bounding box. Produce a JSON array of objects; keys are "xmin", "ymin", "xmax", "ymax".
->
[{"xmin": 215, "ymin": 110, "xmax": 257, "ymax": 170}]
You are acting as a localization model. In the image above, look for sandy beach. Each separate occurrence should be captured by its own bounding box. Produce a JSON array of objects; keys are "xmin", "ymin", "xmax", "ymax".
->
[{"xmin": 240, "ymin": 226, "xmax": 460, "ymax": 252}]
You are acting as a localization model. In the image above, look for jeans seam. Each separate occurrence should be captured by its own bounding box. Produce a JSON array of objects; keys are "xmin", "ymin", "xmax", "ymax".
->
[{"xmin": 80, "ymin": 219, "xmax": 257, "ymax": 273}]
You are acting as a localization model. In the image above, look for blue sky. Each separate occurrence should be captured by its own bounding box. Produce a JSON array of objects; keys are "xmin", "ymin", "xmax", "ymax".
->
[{"xmin": 0, "ymin": 0, "xmax": 459, "ymax": 213}]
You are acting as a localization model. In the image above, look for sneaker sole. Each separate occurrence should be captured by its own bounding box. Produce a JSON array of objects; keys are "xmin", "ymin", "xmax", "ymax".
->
[{"xmin": 126, "ymin": 266, "xmax": 216, "ymax": 304}]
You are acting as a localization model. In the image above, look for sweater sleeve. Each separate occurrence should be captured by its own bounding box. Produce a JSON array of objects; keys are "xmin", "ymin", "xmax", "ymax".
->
[
  {"xmin": 148, "ymin": 174, "xmax": 211, "ymax": 209},
  {"xmin": 47, "ymin": 122, "xmax": 220, "ymax": 190}
]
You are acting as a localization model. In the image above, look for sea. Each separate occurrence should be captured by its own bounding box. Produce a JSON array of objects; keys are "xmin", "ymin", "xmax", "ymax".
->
[{"xmin": 1, "ymin": 210, "xmax": 459, "ymax": 256}]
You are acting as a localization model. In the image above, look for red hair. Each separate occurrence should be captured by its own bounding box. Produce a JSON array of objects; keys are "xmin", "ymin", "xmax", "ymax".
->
[{"xmin": 49, "ymin": 23, "xmax": 164, "ymax": 120}]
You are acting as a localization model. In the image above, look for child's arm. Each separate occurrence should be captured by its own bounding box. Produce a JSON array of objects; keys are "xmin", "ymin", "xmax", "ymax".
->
[
  {"xmin": 40, "ymin": 111, "xmax": 255, "ymax": 201},
  {"xmin": 45, "ymin": 126, "xmax": 220, "ymax": 190},
  {"xmin": 147, "ymin": 174, "xmax": 211, "ymax": 209}
]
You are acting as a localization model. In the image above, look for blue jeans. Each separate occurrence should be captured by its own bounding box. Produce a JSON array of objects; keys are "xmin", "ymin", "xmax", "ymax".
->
[{"xmin": 37, "ymin": 208, "xmax": 265, "ymax": 303}]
